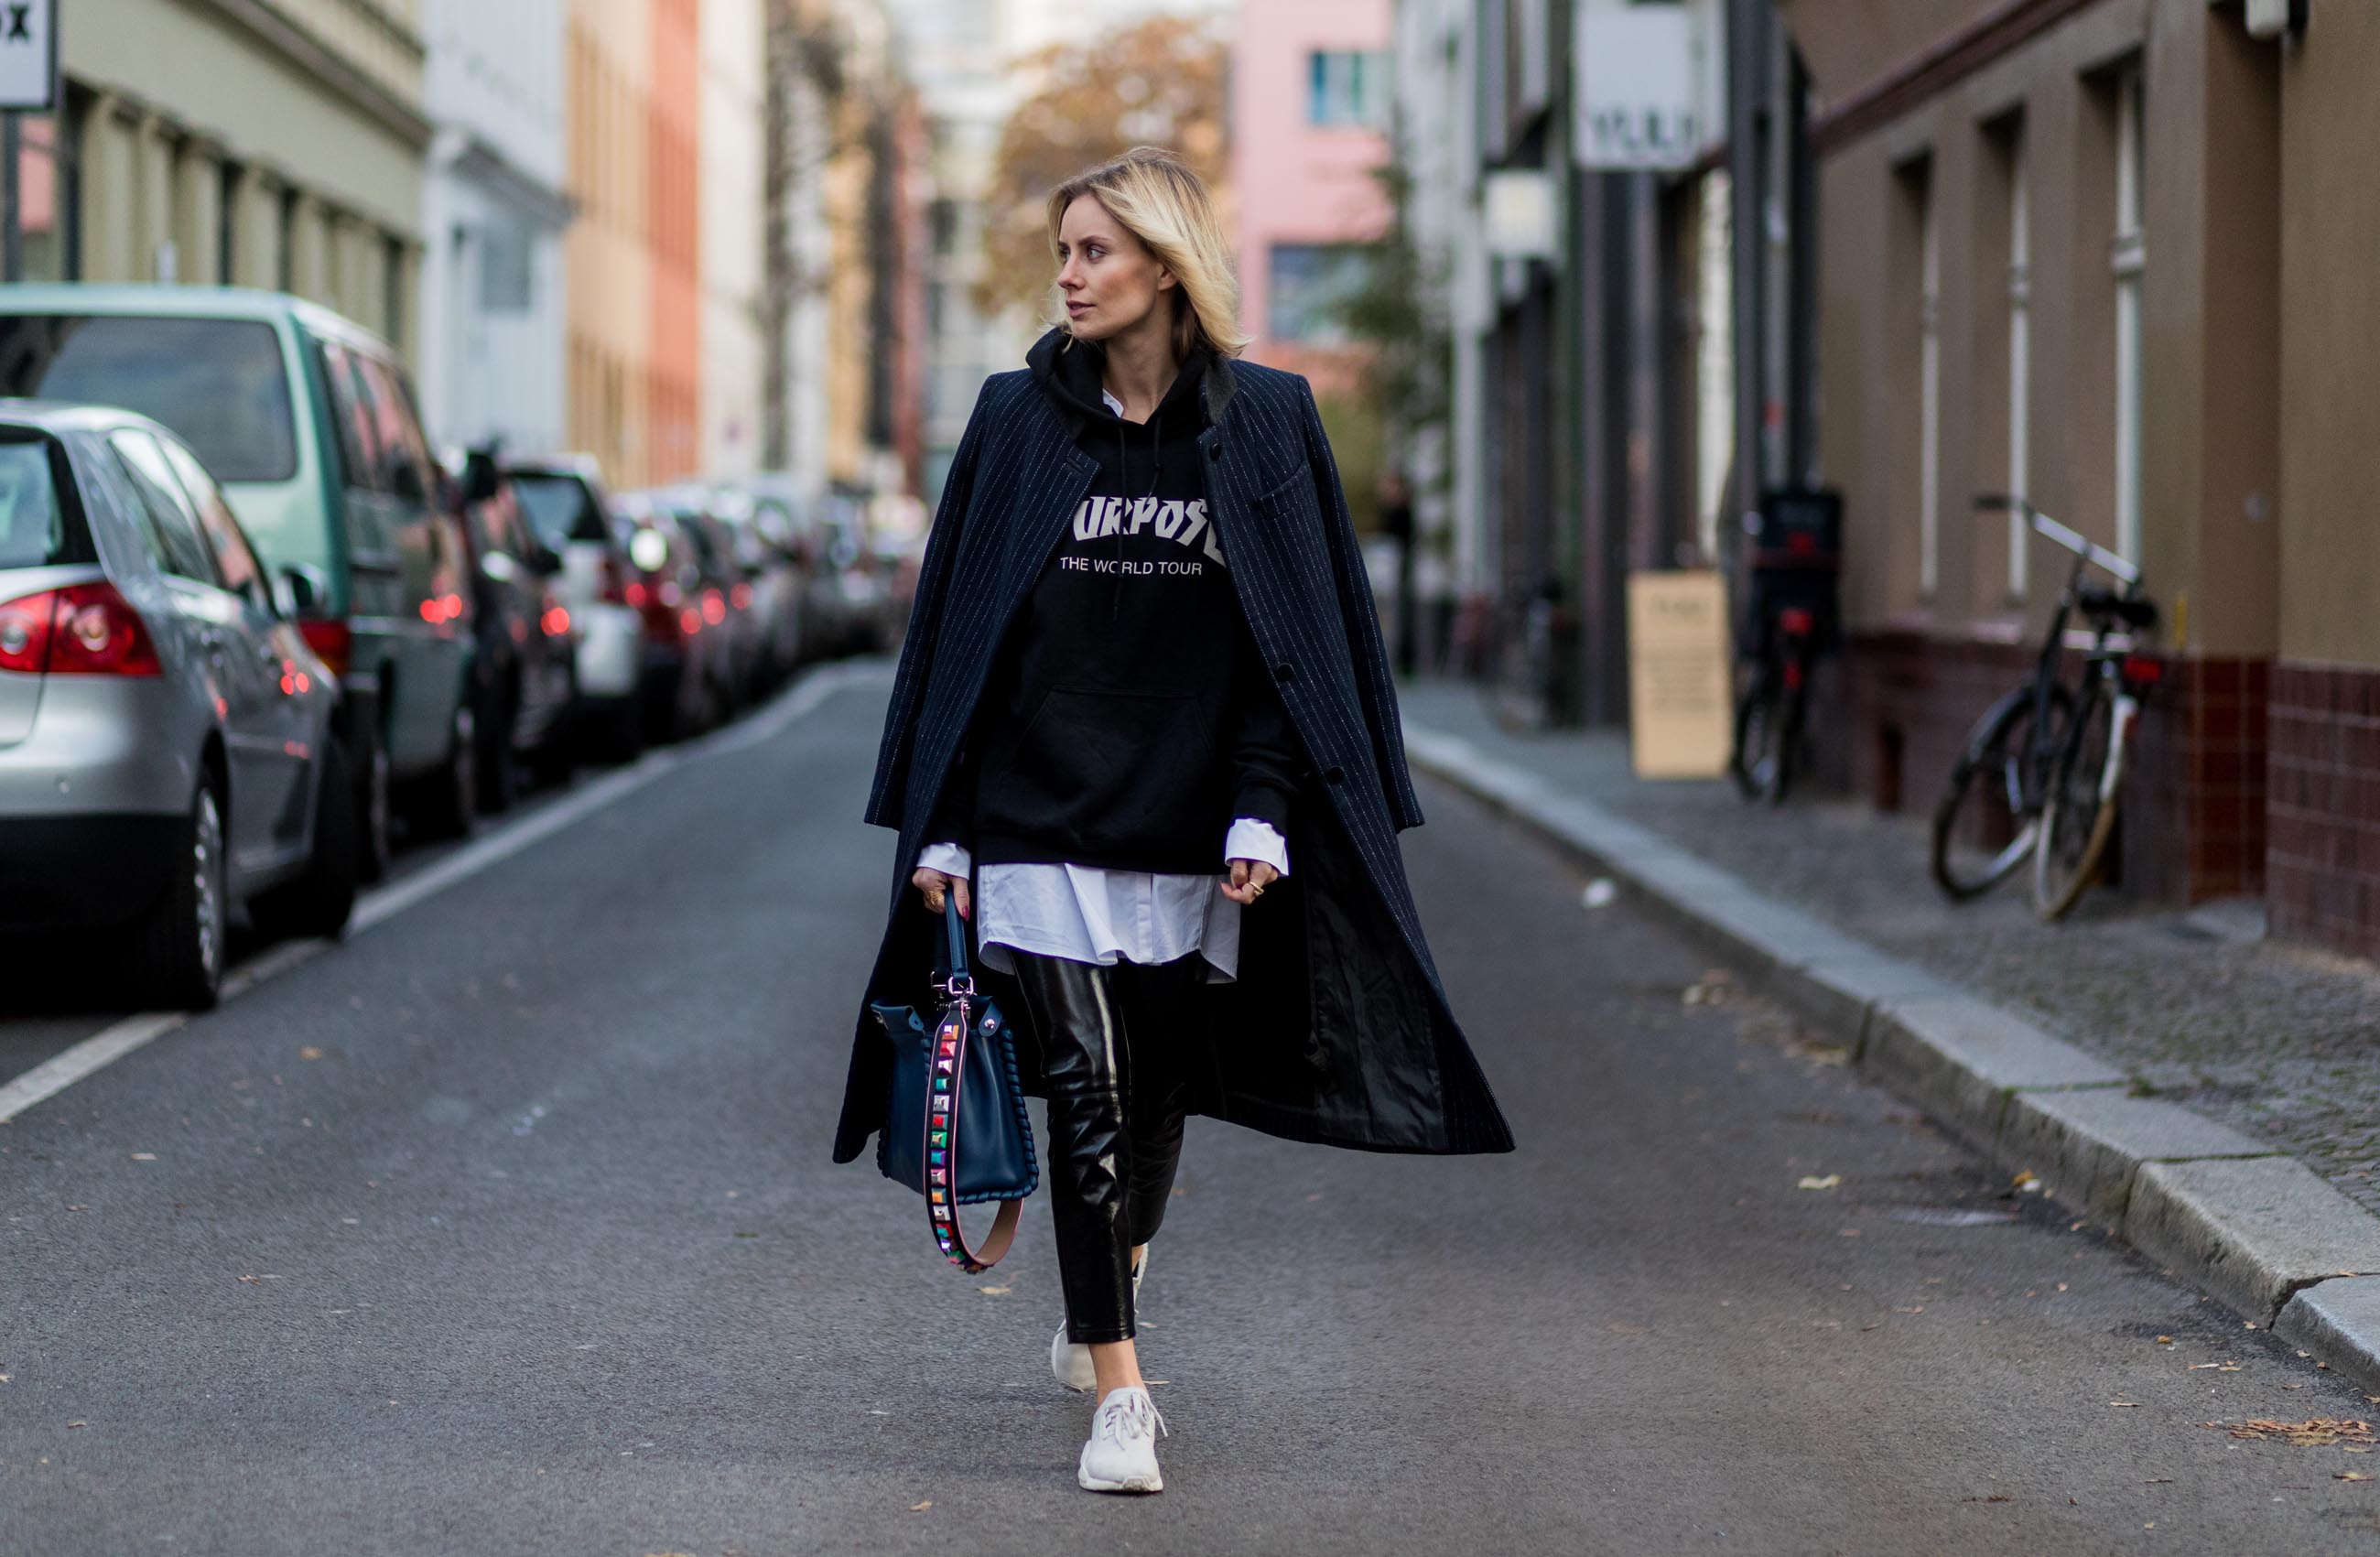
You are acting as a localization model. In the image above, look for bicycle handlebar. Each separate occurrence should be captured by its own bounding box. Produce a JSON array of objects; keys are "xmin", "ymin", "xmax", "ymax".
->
[{"xmin": 1971, "ymin": 494, "xmax": 2142, "ymax": 588}]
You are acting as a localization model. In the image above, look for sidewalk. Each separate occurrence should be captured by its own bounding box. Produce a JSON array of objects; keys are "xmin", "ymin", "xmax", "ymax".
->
[{"xmin": 1399, "ymin": 676, "xmax": 2380, "ymax": 1384}]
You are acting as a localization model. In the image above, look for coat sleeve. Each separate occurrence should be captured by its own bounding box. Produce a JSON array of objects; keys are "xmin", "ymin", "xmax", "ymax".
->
[
  {"xmin": 863, "ymin": 379, "xmax": 996, "ymax": 831},
  {"xmin": 1296, "ymin": 378, "xmax": 1425, "ymax": 832}
]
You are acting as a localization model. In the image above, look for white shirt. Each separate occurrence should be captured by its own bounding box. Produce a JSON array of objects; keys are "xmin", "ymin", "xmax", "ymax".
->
[{"xmin": 916, "ymin": 819, "xmax": 1289, "ymax": 983}]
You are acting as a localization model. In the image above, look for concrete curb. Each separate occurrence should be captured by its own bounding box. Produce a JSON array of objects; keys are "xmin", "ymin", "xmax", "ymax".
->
[{"xmin": 1403, "ymin": 720, "xmax": 2380, "ymax": 1382}]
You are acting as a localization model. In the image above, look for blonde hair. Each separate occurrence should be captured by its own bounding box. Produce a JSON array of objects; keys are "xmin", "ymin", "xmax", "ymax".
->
[{"xmin": 1044, "ymin": 146, "xmax": 1250, "ymax": 359}]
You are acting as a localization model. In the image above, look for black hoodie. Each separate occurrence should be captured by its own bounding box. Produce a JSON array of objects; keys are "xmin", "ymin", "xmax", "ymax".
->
[{"xmin": 925, "ymin": 330, "xmax": 1302, "ymax": 873}]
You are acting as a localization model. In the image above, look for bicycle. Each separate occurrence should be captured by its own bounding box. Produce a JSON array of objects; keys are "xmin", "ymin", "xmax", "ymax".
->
[
  {"xmin": 1732, "ymin": 490, "xmax": 1841, "ymax": 805},
  {"xmin": 1732, "ymin": 603, "xmax": 1820, "ymax": 803},
  {"xmin": 1929, "ymin": 497, "xmax": 2160, "ymax": 918}
]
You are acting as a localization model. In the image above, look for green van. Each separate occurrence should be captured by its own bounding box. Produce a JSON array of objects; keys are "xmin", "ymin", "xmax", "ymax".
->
[{"xmin": 0, "ymin": 287, "xmax": 479, "ymax": 877}]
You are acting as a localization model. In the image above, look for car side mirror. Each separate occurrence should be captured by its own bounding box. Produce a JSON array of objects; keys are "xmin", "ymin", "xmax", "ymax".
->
[{"xmin": 276, "ymin": 563, "xmax": 326, "ymax": 619}]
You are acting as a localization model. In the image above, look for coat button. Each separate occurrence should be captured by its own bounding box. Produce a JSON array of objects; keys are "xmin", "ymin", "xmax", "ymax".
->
[
  {"xmin": 1324, "ymin": 764, "xmax": 1347, "ymax": 785},
  {"xmin": 1272, "ymin": 662, "xmax": 1295, "ymax": 684}
]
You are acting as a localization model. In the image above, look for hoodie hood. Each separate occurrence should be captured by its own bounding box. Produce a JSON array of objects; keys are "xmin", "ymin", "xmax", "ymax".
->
[{"xmin": 1028, "ymin": 326, "xmax": 1212, "ymax": 437}]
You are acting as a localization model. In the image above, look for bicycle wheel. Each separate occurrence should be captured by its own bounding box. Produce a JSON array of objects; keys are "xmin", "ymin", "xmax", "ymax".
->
[
  {"xmin": 2034, "ymin": 673, "xmax": 2125, "ymax": 920},
  {"xmin": 1930, "ymin": 682, "xmax": 2072, "ymax": 900},
  {"xmin": 1732, "ymin": 663, "xmax": 1781, "ymax": 801}
]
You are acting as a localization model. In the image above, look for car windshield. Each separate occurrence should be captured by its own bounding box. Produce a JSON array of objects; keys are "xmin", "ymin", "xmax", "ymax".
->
[
  {"xmin": 511, "ymin": 472, "xmax": 609, "ymax": 546},
  {"xmin": 0, "ymin": 315, "xmax": 298, "ymax": 482}
]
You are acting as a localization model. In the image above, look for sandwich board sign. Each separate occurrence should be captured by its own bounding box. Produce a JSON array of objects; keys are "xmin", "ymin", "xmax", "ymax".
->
[
  {"xmin": 0, "ymin": 1, "xmax": 56, "ymax": 114},
  {"xmin": 1626, "ymin": 570, "xmax": 1733, "ymax": 779}
]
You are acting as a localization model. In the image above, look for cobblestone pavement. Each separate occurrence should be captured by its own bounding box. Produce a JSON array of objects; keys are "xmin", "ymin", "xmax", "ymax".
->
[{"xmin": 1401, "ymin": 680, "xmax": 2380, "ymax": 1217}]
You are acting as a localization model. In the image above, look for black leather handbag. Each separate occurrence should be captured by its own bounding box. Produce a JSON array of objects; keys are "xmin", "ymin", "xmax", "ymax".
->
[{"xmin": 870, "ymin": 901, "xmax": 1037, "ymax": 1271}]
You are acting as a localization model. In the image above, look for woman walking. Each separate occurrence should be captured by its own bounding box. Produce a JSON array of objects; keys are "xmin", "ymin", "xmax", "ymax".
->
[{"xmin": 836, "ymin": 146, "xmax": 1512, "ymax": 1495}]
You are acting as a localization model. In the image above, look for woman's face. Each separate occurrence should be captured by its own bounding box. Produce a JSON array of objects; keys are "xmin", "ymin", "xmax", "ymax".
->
[{"xmin": 1055, "ymin": 195, "xmax": 1174, "ymax": 343}]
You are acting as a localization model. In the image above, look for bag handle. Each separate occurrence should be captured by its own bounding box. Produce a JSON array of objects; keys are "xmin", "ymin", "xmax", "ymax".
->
[
  {"xmin": 940, "ymin": 897, "xmax": 971, "ymax": 987},
  {"xmin": 924, "ymin": 986, "xmax": 1020, "ymax": 1272}
]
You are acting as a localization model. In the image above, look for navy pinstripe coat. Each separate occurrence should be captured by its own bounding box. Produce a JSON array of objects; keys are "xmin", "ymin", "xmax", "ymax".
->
[{"xmin": 834, "ymin": 341, "xmax": 1514, "ymax": 1162}]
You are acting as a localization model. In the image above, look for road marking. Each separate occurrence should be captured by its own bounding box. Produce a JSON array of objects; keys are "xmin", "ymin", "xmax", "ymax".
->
[{"xmin": 0, "ymin": 659, "xmax": 892, "ymax": 1124}]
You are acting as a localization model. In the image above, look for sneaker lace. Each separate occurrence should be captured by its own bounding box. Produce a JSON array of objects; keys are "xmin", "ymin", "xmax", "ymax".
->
[{"xmin": 1096, "ymin": 1389, "xmax": 1169, "ymax": 1447}]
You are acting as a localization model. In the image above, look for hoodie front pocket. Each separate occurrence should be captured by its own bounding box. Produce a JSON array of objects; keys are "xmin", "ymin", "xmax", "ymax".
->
[{"xmin": 988, "ymin": 684, "xmax": 1217, "ymax": 845}]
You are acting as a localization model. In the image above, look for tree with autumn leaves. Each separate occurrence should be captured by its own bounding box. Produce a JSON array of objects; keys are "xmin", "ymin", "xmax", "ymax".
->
[{"xmin": 975, "ymin": 15, "xmax": 1230, "ymax": 327}]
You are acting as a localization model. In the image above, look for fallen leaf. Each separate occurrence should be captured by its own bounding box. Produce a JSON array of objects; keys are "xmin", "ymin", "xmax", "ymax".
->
[
  {"xmin": 1798, "ymin": 1174, "xmax": 1842, "ymax": 1190},
  {"xmin": 2156, "ymin": 1335, "xmax": 2174, "ymax": 1346},
  {"xmin": 130, "ymin": 1152, "xmax": 157, "ymax": 1162},
  {"xmin": 2340, "ymin": 1473, "xmax": 2372, "ymax": 1483},
  {"xmin": 2010, "ymin": 1169, "xmax": 2039, "ymax": 1189},
  {"xmin": 298, "ymin": 1047, "xmax": 323, "ymax": 1061},
  {"xmin": 65, "ymin": 1421, "xmax": 83, "ymax": 1429},
  {"xmin": 2203, "ymin": 1418, "xmax": 2378, "ymax": 1448},
  {"xmin": 2144, "ymin": 1477, "xmax": 2174, "ymax": 1485},
  {"xmin": 2057, "ymin": 1283, "xmax": 2069, "ymax": 1292},
  {"xmin": 2187, "ymin": 1362, "xmax": 2242, "ymax": 1372},
  {"xmin": 2111, "ymin": 1400, "xmax": 2141, "ymax": 1409},
  {"xmin": 910, "ymin": 1500, "xmax": 934, "ymax": 1511},
  {"xmin": 977, "ymin": 1285, "xmax": 1011, "ymax": 1296},
  {"xmin": 1894, "ymin": 1306, "xmax": 1927, "ymax": 1314}
]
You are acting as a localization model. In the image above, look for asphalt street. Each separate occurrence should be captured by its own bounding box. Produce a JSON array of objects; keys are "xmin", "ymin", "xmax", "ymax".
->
[{"xmin": 4, "ymin": 665, "xmax": 2377, "ymax": 1555}]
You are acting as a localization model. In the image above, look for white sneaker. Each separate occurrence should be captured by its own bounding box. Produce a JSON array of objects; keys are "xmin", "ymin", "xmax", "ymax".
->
[
  {"xmin": 1053, "ymin": 1247, "xmax": 1147, "ymax": 1391},
  {"xmin": 1077, "ymin": 1385, "xmax": 1166, "ymax": 1493}
]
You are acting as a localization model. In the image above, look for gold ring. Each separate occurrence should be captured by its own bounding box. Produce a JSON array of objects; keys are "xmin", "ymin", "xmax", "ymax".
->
[{"xmin": 1250, "ymin": 883, "xmax": 1265, "ymax": 897}]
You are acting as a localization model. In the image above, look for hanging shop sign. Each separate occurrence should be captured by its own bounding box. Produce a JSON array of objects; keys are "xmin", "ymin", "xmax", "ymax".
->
[
  {"xmin": 0, "ymin": 0, "xmax": 56, "ymax": 114},
  {"xmin": 1574, "ymin": 2, "xmax": 1710, "ymax": 172}
]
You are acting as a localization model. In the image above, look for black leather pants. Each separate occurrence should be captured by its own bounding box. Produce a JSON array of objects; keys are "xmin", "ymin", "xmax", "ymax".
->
[{"xmin": 1008, "ymin": 949, "xmax": 1204, "ymax": 1345}]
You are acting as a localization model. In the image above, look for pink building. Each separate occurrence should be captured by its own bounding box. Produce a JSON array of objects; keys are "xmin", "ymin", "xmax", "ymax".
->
[{"xmin": 1230, "ymin": 0, "xmax": 1392, "ymax": 393}]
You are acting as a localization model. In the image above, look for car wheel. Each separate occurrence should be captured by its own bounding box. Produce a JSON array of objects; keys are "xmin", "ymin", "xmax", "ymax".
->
[
  {"xmin": 128, "ymin": 782, "xmax": 227, "ymax": 1011},
  {"xmin": 596, "ymin": 697, "xmax": 646, "ymax": 765},
  {"xmin": 476, "ymin": 677, "xmax": 519, "ymax": 815},
  {"xmin": 355, "ymin": 721, "xmax": 393, "ymax": 885},
  {"xmin": 406, "ymin": 700, "xmax": 479, "ymax": 842},
  {"xmin": 252, "ymin": 738, "xmax": 359, "ymax": 942}
]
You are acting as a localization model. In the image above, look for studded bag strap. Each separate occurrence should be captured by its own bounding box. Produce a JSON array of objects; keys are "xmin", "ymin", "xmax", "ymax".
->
[{"xmin": 924, "ymin": 989, "xmax": 1022, "ymax": 1272}]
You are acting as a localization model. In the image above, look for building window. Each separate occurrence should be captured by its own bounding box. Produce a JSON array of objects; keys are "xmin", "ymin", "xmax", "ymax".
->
[
  {"xmin": 1307, "ymin": 50, "xmax": 1387, "ymax": 128},
  {"xmin": 2111, "ymin": 65, "xmax": 2145, "ymax": 564},
  {"xmin": 480, "ymin": 221, "xmax": 533, "ymax": 314},
  {"xmin": 1911, "ymin": 157, "xmax": 1941, "ymax": 600},
  {"xmin": 1268, "ymin": 243, "xmax": 1371, "ymax": 344},
  {"xmin": 14, "ymin": 110, "xmax": 75, "ymax": 282},
  {"xmin": 2004, "ymin": 119, "xmax": 2030, "ymax": 602}
]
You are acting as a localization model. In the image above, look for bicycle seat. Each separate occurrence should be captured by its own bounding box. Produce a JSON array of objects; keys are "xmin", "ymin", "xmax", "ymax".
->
[{"xmin": 2078, "ymin": 582, "xmax": 2158, "ymax": 631}]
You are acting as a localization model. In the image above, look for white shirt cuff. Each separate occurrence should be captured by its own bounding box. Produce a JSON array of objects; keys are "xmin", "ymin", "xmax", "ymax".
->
[
  {"xmin": 1224, "ymin": 817, "xmax": 1290, "ymax": 879},
  {"xmin": 916, "ymin": 841, "xmax": 972, "ymax": 877}
]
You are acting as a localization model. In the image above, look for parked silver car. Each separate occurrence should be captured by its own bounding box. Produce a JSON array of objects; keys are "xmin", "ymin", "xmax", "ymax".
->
[
  {"xmin": 0, "ymin": 403, "xmax": 354, "ymax": 1009},
  {"xmin": 503, "ymin": 454, "xmax": 648, "ymax": 762}
]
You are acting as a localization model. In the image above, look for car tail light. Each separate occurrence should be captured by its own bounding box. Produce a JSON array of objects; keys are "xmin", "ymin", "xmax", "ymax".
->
[
  {"xmin": 542, "ymin": 604, "xmax": 570, "ymax": 637},
  {"xmin": 2122, "ymin": 654, "xmax": 2164, "ymax": 687},
  {"xmin": 1780, "ymin": 607, "xmax": 1815, "ymax": 635},
  {"xmin": 5, "ymin": 582, "xmax": 163, "ymax": 677},
  {"xmin": 701, "ymin": 590, "xmax": 726, "ymax": 627},
  {"xmin": 298, "ymin": 617, "xmax": 352, "ymax": 676},
  {"xmin": 0, "ymin": 587, "xmax": 52, "ymax": 673},
  {"xmin": 730, "ymin": 581, "xmax": 753, "ymax": 611}
]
